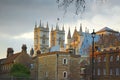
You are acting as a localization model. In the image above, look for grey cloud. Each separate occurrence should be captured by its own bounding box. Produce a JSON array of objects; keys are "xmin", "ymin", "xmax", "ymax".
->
[{"xmin": 0, "ymin": 0, "xmax": 119, "ymax": 36}]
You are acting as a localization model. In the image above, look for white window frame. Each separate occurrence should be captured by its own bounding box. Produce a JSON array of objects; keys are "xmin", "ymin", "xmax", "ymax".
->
[
  {"xmin": 110, "ymin": 69, "xmax": 112, "ymax": 75},
  {"xmin": 116, "ymin": 68, "xmax": 119, "ymax": 76},
  {"xmin": 103, "ymin": 68, "xmax": 106, "ymax": 75},
  {"xmin": 104, "ymin": 56, "xmax": 106, "ymax": 62},
  {"xmin": 98, "ymin": 68, "xmax": 100, "ymax": 76},
  {"xmin": 116, "ymin": 55, "xmax": 119, "ymax": 61},
  {"xmin": 110, "ymin": 56, "xmax": 113, "ymax": 62},
  {"xmin": 30, "ymin": 64, "xmax": 34, "ymax": 69},
  {"xmin": 63, "ymin": 71, "xmax": 67, "ymax": 78},
  {"xmin": 63, "ymin": 58, "xmax": 67, "ymax": 64},
  {"xmin": 45, "ymin": 72, "xmax": 48, "ymax": 77}
]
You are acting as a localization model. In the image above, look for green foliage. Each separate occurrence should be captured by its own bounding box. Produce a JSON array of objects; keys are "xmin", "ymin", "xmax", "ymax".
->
[{"xmin": 10, "ymin": 63, "xmax": 30, "ymax": 78}]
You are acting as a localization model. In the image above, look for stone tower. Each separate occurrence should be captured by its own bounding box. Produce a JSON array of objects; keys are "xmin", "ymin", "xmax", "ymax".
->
[
  {"xmin": 68, "ymin": 24, "xmax": 84, "ymax": 55},
  {"xmin": 50, "ymin": 24, "xmax": 65, "ymax": 50},
  {"xmin": 34, "ymin": 20, "xmax": 49, "ymax": 54}
]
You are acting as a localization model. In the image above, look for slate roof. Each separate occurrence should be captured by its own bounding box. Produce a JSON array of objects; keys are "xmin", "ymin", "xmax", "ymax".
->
[{"xmin": 96, "ymin": 27, "xmax": 118, "ymax": 33}]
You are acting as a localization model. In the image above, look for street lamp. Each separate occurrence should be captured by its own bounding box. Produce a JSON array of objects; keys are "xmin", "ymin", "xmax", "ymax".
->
[{"xmin": 91, "ymin": 29, "xmax": 96, "ymax": 80}]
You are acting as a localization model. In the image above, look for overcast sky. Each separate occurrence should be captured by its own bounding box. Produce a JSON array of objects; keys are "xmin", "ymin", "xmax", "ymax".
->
[{"xmin": 0, "ymin": 0, "xmax": 120, "ymax": 58}]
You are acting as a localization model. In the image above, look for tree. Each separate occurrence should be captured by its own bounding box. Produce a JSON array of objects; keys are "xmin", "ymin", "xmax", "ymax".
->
[
  {"xmin": 57, "ymin": 0, "xmax": 108, "ymax": 15},
  {"xmin": 10, "ymin": 63, "xmax": 30, "ymax": 78}
]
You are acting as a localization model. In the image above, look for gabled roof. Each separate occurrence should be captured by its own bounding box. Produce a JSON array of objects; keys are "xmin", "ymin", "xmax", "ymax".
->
[
  {"xmin": 0, "ymin": 52, "xmax": 21, "ymax": 64},
  {"xmin": 96, "ymin": 27, "xmax": 118, "ymax": 33}
]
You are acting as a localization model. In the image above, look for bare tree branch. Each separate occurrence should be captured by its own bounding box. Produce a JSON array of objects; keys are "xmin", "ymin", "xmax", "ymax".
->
[{"xmin": 57, "ymin": 0, "xmax": 108, "ymax": 15}]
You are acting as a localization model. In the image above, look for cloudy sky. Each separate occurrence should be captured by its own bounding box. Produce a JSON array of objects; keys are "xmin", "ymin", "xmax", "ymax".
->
[{"xmin": 0, "ymin": 0, "xmax": 120, "ymax": 58}]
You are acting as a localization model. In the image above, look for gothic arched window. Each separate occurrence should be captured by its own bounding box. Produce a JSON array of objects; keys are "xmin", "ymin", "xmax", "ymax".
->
[
  {"xmin": 58, "ymin": 37, "xmax": 61, "ymax": 45},
  {"xmin": 42, "ymin": 35, "xmax": 46, "ymax": 44}
]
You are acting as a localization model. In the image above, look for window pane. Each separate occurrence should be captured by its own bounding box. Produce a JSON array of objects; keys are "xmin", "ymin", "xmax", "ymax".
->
[
  {"xmin": 63, "ymin": 58, "xmax": 67, "ymax": 64},
  {"xmin": 63, "ymin": 71, "xmax": 67, "ymax": 78}
]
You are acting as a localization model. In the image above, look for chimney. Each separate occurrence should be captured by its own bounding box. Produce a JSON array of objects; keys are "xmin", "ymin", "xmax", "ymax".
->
[
  {"xmin": 36, "ymin": 50, "xmax": 41, "ymax": 56},
  {"xmin": 22, "ymin": 44, "xmax": 27, "ymax": 53},
  {"xmin": 7, "ymin": 48, "xmax": 14, "ymax": 57}
]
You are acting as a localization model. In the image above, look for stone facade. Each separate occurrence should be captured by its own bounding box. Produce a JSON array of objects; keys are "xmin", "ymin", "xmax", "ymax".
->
[
  {"xmin": 50, "ymin": 25, "xmax": 65, "ymax": 49},
  {"xmin": 34, "ymin": 21, "xmax": 49, "ymax": 54},
  {"xmin": 34, "ymin": 51, "xmax": 81, "ymax": 80},
  {"xmin": 66, "ymin": 24, "xmax": 84, "ymax": 55}
]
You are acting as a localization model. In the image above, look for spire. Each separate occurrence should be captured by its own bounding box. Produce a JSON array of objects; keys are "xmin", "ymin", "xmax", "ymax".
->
[
  {"xmin": 39, "ymin": 20, "xmax": 41, "ymax": 27},
  {"xmin": 62, "ymin": 24, "xmax": 64, "ymax": 31},
  {"xmin": 35, "ymin": 21, "xmax": 37, "ymax": 28},
  {"xmin": 79, "ymin": 23, "xmax": 82, "ymax": 33},
  {"xmin": 46, "ymin": 22, "xmax": 49, "ymax": 28},
  {"xmin": 56, "ymin": 23, "xmax": 59, "ymax": 30},
  {"xmin": 30, "ymin": 48, "xmax": 34, "ymax": 57},
  {"xmin": 67, "ymin": 27, "xmax": 71, "ymax": 39},
  {"xmin": 75, "ymin": 26, "xmax": 77, "ymax": 32},
  {"xmin": 51, "ymin": 26, "xmax": 53, "ymax": 31},
  {"xmin": 79, "ymin": 23, "xmax": 83, "ymax": 35}
]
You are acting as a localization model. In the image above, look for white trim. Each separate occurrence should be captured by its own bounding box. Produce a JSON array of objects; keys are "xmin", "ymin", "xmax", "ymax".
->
[
  {"xmin": 63, "ymin": 71, "xmax": 67, "ymax": 78},
  {"xmin": 63, "ymin": 58, "xmax": 67, "ymax": 64}
]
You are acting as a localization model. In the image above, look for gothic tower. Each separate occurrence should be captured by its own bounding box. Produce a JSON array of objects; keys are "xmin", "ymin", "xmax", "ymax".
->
[
  {"xmin": 34, "ymin": 20, "xmax": 49, "ymax": 54},
  {"xmin": 50, "ymin": 24, "xmax": 65, "ymax": 49},
  {"xmin": 68, "ymin": 24, "xmax": 84, "ymax": 55}
]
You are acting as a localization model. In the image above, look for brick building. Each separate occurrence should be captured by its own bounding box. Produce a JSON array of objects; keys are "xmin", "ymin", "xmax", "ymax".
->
[
  {"xmin": 84, "ymin": 47, "xmax": 120, "ymax": 80},
  {"xmin": 0, "ymin": 45, "xmax": 32, "ymax": 79},
  {"xmin": 92, "ymin": 47, "xmax": 120, "ymax": 80}
]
